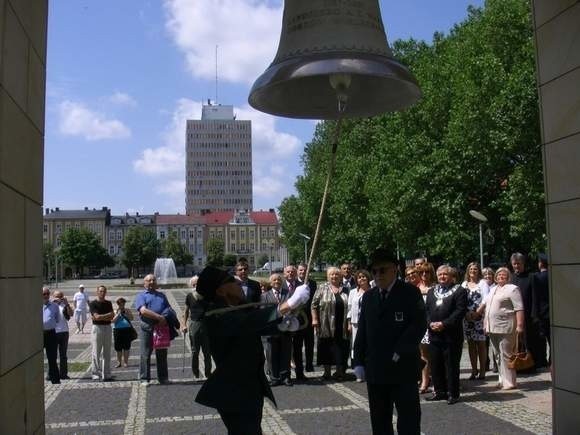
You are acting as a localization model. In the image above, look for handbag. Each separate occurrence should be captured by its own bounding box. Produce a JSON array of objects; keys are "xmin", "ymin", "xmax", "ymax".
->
[
  {"xmin": 506, "ymin": 334, "xmax": 535, "ymax": 371},
  {"xmin": 152, "ymin": 324, "xmax": 171, "ymax": 349},
  {"xmin": 121, "ymin": 313, "xmax": 138, "ymax": 341}
]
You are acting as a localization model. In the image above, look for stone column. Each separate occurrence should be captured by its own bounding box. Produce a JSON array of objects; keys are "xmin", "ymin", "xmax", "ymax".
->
[
  {"xmin": 0, "ymin": 1, "xmax": 48, "ymax": 433},
  {"xmin": 532, "ymin": 1, "xmax": 580, "ymax": 433}
]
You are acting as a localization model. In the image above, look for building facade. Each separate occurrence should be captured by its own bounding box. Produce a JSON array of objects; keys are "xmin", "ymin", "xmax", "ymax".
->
[
  {"xmin": 108, "ymin": 213, "xmax": 156, "ymax": 259},
  {"xmin": 205, "ymin": 209, "xmax": 280, "ymax": 269},
  {"xmin": 43, "ymin": 207, "xmax": 110, "ymax": 249},
  {"xmin": 185, "ymin": 103, "xmax": 253, "ymax": 214},
  {"xmin": 155, "ymin": 214, "xmax": 205, "ymax": 268}
]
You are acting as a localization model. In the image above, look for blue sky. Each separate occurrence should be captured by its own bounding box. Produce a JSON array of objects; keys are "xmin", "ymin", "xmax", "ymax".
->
[{"xmin": 44, "ymin": 0, "xmax": 484, "ymax": 215}]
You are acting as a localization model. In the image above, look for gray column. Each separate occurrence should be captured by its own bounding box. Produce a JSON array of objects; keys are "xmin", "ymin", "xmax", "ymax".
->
[
  {"xmin": 0, "ymin": 1, "xmax": 48, "ymax": 433},
  {"xmin": 532, "ymin": 1, "xmax": 580, "ymax": 433}
]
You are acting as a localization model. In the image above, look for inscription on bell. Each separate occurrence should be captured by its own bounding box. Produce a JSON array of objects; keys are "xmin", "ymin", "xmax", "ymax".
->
[{"xmin": 286, "ymin": 3, "xmax": 384, "ymax": 35}]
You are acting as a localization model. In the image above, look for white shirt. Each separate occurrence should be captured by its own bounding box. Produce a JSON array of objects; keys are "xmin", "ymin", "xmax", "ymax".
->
[
  {"xmin": 347, "ymin": 288, "xmax": 366, "ymax": 325},
  {"xmin": 73, "ymin": 291, "xmax": 89, "ymax": 312},
  {"xmin": 55, "ymin": 303, "xmax": 69, "ymax": 333}
]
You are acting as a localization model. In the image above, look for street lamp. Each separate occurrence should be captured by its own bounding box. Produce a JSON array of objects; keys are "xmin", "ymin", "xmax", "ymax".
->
[
  {"xmin": 299, "ymin": 233, "xmax": 311, "ymax": 263},
  {"xmin": 469, "ymin": 210, "xmax": 488, "ymax": 269}
]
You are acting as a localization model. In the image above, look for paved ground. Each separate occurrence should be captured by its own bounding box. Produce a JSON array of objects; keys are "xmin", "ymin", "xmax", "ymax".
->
[{"xmin": 44, "ymin": 280, "xmax": 553, "ymax": 434}]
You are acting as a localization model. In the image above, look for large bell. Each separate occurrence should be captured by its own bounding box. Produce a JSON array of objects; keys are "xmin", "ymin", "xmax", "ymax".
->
[{"xmin": 249, "ymin": 0, "xmax": 421, "ymax": 119}]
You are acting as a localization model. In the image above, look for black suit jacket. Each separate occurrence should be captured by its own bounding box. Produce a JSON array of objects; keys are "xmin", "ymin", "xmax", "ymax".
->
[
  {"xmin": 532, "ymin": 270, "xmax": 549, "ymax": 322},
  {"xmin": 353, "ymin": 280, "xmax": 427, "ymax": 384},
  {"xmin": 238, "ymin": 278, "xmax": 261, "ymax": 303},
  {"xmin": 425, "ymin": 285, "xmax": 468, "ymax": 344},
  {"xmin": 196, "ymin": 304, "xmax": 280, "ymax": 411}
]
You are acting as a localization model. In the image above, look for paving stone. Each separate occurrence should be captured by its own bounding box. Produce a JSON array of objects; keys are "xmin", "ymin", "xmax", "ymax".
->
[{"xmin": 45, "ymin": 387, "xmax": 131, "ymax": 423}]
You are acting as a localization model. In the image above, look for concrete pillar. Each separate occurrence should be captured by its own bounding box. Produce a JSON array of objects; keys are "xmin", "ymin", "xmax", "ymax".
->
[
  {"xmin": 0, "ymin": 0, "xmax": 48, "ymax": 433},
  {"xmin": 532, "ymin": 0, "xmax": 580, "ymax": 433}
]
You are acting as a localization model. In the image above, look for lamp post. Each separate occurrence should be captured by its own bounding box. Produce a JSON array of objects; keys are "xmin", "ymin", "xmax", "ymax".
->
[
  {"xmin": 299, "ymin": 233, "xmax": 311, "ymax": 263},
  {"xmin": 469, "ymin": 210, "xmax": 488, "ymax": 269}
]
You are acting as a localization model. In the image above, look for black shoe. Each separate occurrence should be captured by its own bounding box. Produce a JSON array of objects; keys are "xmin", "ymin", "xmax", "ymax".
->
[
  {"xmin": 284, "ymin": 378, "xmax": 294, "ymax": 387},
  {"xmin": 269, "ymin": 379, "xmax": 282, "ymax": 386},
  {"xmin": 447, "ymin": 396, "xmax": 459, "ymax": 405},
  {"xmin": 102, "ymin": 377, "xmax": 115, "ymax": 382},
  {"xmin": 192, "ymin": 371, "xmax": 200, "ymax": 379},
  {"xmin": 295, "ymin": 373, "xmax": 308, "ymax": 382},
  {"xmin": 425, "ymin": 393, "xmax": 448, "ymax": 401},
  {"xmin": 305, "ymin": 365, "xmax": 314, "ymax": 372},
  {"xmin": 61, "ymin": 375, "xmax": 70, "ymax": 380}
]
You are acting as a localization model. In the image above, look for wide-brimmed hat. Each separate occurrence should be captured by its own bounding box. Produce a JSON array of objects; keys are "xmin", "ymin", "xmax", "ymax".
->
[{"xmin": 197, "ymin": 266, "xmax": 235, "ymax": 302}]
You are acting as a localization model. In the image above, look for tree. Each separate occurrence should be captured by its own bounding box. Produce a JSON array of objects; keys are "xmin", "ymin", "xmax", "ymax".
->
[
  {"xmin": 223, "ymin": 254, "xmax": 237, "ymax": 267},
  {"xmin": 206, "ymin": 238, "xmax": 225, "ymax": 267},
  {"xmin": 279, "ymin": 0, "xmax": 544, "ymax": 266},
  {"xmin": 59, "ymin": 228, "xmax": 114, "ymax": 275},
  {"xmin": 160, "ymin": 231, "xmax": 193, "ymax": 267},
  {"xmin": 122, "ymin": 226, "xmax": 160, "ymax": 276},
  {"xmin": 257, "ymin": 253, "xmax": 269, "ymax": 268},
  {"xmin": 43, "ymin": 242, "xmax": 55, "ymax": 280}
]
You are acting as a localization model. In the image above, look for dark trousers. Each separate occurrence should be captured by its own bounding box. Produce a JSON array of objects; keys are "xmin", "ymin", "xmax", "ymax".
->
[
  {"xmin": 264, "ymin": 334, "xmax": 292, "ymax": 381},
  {"xmin": 188, "ymin": 320, "xmax": 212, "ymax": 377},
  {"xmin": 139, "ymin": 326, "xmax": 168, "ymax": 381},
  {"xmin": 292, "ymin": 325, "xmax": 315, "ymax": 374},
  {"xmin": 367, "ymin": 382, "xmax": 421, "ymax": 435},
  {"xmin": 43, "ymin": 329, "xmax": 60, "ymax": 384},
  {"xmin": 428, "ymin": 340, "xmax": 462, "ymax": 398},
  {"xmin": 55, "ymin": 331, "xmax": 69, "ymax": 377},
  {"xmin": 218, "ymin": 400, "xmax": 263, "ymax": 435},
  {"xmin": 526, "ymin": 319, "xmax": 548, "ymax": 368}
]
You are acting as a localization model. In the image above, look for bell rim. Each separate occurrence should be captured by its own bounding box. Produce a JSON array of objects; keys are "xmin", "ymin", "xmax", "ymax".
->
[{"xmin": 248, "ymin": 52, "xmax": 421, "ymax": 119}]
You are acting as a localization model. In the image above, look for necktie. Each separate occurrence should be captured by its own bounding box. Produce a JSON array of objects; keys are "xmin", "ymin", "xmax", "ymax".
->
[
  {"xmin": 381, "ymin": 288, "xmax": 387, "ymax": 302},
  {"xmin": 288, "ymin": 281, "xmax": 294, "ymax": 295},
  {"xmin": 274, "ymin": 291, "xmax": 280, "ymax": 303}
]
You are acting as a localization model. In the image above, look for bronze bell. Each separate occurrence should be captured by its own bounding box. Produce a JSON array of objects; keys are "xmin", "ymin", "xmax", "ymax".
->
[{"xmin": 248, "ymin": 0, "xmax": 421, "ymax": 119}]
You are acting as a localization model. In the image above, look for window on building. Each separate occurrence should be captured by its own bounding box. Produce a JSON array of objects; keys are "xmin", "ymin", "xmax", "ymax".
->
[
  {"xmin": 230, "ymin": 230, "xmax": 235, "ymax": 239},
  {"xmin": 109, "ymin": 246, "xmax": 115, "ymax": 255},
  {"xmin": 117, "ymin": 230, "xmax": 122, "ymax": 241},
  {"xmin": 189, "ymin": 230, "xmax": 194, "ymax": 239},
  {"xmin": 43, "ymin": 224, "xmax": 48, "ymax": 233},
  {"xmin": 56, "ymin": 224, "xmax": 62, "ymax": 233},
  {"xmin": 160, "ymin": 231, "xmax": 165, "ymax": 239},
  {"xmin": 75, "ymin": 223, "xmax": 80, "ymax": 229},
  {"xmin": 181, "ymin": 230, "xmax": 186, "ymax": 239},
  {"xmin": 230, "ymin": 243, "xmax": 236, "ymax": 251}
]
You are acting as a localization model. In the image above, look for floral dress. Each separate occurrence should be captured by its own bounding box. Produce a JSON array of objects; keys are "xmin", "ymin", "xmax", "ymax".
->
[{"xmin": 463, "ymin": 281, "xmax": 486, "ymax": 341}]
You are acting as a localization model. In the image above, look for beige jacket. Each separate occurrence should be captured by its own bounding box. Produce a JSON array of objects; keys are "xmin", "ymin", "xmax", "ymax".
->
[
  {"xmin": 311, "ymin": 282, "xmax": 349, "ymax": 339},
  {"xmin": 483, "ymin": 284, "xmax": 524, "ymax": 334}
]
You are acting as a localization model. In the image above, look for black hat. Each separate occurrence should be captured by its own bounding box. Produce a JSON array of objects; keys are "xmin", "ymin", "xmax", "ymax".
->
[
  {"xmin": 197, "ymin": 266, "xmax": 235, "ymax": 302},
  {"xmin": 369, "ymin": 247, "xmax": 397, "ymax": 266}
]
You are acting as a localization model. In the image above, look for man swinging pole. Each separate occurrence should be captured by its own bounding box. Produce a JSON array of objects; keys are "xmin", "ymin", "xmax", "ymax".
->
[{"xmin": 194, "ymin": 266, "xmax": 310, "ymax": 434}]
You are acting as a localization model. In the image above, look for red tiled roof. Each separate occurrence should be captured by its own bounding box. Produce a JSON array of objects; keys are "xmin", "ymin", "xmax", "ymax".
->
[
  {"xmin": 250, "ymin": 211, "xmax": 278, "ymax": 224},
  {"xmin": 203, "ymin": 211, "xmax": 234, "ymax": 225},
  {"xmin": 156, "ymin": 214, "xmax": 204, "ymax": 225}
]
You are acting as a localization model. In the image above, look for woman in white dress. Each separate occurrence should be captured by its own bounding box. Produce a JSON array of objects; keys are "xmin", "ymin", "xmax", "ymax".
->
[{"xmin": 347, "ymin": 269, "xmax": 371, "ymax": 382}]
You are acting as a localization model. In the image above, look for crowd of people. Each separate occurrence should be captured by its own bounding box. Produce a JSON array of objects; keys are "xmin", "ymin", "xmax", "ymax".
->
[{"xmin": 41, "ymin": 250, "xmax": 551, "ymax": 434}]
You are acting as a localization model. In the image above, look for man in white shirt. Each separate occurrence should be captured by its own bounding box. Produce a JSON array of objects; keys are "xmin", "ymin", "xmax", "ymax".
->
[{"xmin": 73, "ymin": 284, "xmax": 90, "ymax": 333}]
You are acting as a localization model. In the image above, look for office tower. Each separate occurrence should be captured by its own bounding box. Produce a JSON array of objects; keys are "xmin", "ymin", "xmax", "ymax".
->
[{"xmin": 185, "ymin": 103, "xmax": 253, "ymax": 214}]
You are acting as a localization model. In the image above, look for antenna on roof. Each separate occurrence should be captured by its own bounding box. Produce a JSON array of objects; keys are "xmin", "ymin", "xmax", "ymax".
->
[{"xmin": 215, "ymin": 44, "xmax": 219, "ymax": 105}]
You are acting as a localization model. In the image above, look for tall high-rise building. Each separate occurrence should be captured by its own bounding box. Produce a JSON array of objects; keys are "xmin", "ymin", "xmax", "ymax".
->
[{"xmin": 185, "ymin": 103, "xmax": 253, "ymax": 214}]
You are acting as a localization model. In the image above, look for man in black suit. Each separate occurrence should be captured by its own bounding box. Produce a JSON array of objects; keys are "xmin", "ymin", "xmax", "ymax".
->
[
  {"xmin": 196, "ymin": 266, "xmax": 311, "ymax": 434},
  {"xmin": 234, "ymin": 261, "xmax": 261, "ymax": 303},
  {"xmin": 341, "ymin": 262, "xmax": 357, "ymax": 290},
  {"xmin": 511, "ymin": 252, "xmax": 547, "ymax": 369},
  {"xmin": 354, "ymin": 248, "xmax": 427, "ymax": 435},
  {"xmin": 425, "ymin": 265, "xmax": 467, "ymax": 404},
  {"xmin": 532, "ymin": 253, "xmax": 550, "ymax": 366}
]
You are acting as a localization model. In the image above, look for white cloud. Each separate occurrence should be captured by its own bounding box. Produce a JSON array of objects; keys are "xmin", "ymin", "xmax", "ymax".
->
[
  {"xmin": 107, "ymin": 91, "xmax": 137, "ymax": 107},
  {"xmin": 58, "ymin": 100, "xmax": 131, "ymax": 141},
  {"xmin": 133, "ymin": 98, "xmax": 303, "ymax": 207},
  {"xmin": 163, "ymin": 0, "xmax": 282, "ymax": 84}
]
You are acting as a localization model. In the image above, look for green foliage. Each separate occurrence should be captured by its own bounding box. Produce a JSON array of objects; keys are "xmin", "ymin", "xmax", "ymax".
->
[
  {"xmin": 59, "ymin": 228, "xmax": 114, "ymax": 274},
  {"xmin": 121, "ymin": 226, "xmax": 160, "ymax": 276},
  {"xmin": 206, "ymin": 238, "xmax": 225, "ymax": 267},
  {"xmin": 223, "ymin": 254, "xmax": 237, "ymax": 267},
  {"xmin": 160, "ymin": 231, "xmax": 193, "ymax": 267},
  {"xmin": 257, "ymin": 253, "xmax": 269, "ymax": 267},
  {"xmin": 279, "ymin": 0, "xmax": 544, "ymax": 265}
]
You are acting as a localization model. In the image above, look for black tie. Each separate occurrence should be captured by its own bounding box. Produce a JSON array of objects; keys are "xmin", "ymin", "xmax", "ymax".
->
[{"xmin": 381, "ymin": 288, "xmax": 387, "ymax": 302}]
